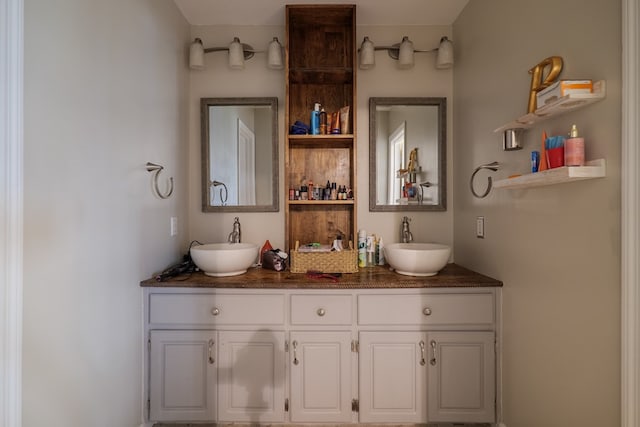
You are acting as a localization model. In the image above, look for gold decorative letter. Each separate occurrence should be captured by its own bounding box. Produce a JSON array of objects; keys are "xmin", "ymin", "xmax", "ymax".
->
[{"xmin": 527, "ymin": 56, "xmax": 563, "ymax": 113}]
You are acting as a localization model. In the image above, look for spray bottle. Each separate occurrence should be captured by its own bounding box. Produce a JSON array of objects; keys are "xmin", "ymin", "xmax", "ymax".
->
[{"xmin": 358, "ymin": 229, "xmax": 367, "ymax": 268}]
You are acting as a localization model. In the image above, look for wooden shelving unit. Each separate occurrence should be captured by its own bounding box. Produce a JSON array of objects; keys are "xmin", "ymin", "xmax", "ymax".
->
[
  {"xmin": 493, "ymin": 159, "xmax": 606, "ymax": 190},
  {"xmin": 494, "ymin": 80, "xmax": 606, "ymax": 133},
  {"xmin": 284, "ymin": 5, "xmax": 357, "ymax": 251}
]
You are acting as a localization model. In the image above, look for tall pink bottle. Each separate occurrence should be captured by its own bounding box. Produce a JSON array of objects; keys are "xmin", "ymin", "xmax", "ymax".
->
[{"xmin": 565, "ymin": 124, "xmax": 585, "ymax": 166}]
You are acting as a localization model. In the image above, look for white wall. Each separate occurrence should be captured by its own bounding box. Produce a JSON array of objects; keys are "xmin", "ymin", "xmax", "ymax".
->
[
  {"xmin": 188, "ymin": 25, "xmax": 454, "ymax": 250},
  {"xmin": 23, "ymin": 0, "xmax": 189, "ymax": 425},
  {"xmin": 453, "ymin": 0, "xmax": 621, "ymax": 425}
]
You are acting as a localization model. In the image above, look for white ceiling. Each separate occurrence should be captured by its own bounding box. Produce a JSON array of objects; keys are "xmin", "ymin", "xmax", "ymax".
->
[{"xmin": 173, "ymin": 0, "xmax": 470, "ymax": 26}]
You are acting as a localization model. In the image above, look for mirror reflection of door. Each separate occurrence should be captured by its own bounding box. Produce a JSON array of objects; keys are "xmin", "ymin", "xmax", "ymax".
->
[
  {"xmin": 388, "ymin": 122, "xmax": 406, "ymax": 205},
  {"xmin": 237, "ymin": 119, "xmax": 256, "ymax": 205}
]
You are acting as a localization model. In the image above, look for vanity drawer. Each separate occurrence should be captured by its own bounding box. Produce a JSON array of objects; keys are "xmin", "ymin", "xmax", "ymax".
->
[
  {"xmin": 290, "ymin": 294, "xmax": 352, "ymax": 325},
  {"xmin": 358, "ymin": 293, "xmax": 494, "ymax": 326},
  {"xmin": 149, "ymin": 293, "xmax": 285, "ymax": 325}
]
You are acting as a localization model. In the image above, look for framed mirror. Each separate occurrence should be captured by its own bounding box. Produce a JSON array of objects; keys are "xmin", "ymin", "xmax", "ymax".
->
[
  {"xmin": 369, "ymin": 97, "xmax": 446, "ymax": 212},
  {"xmin": 201, "ymin": 97, "xmax": 279, "ymax": 212}
]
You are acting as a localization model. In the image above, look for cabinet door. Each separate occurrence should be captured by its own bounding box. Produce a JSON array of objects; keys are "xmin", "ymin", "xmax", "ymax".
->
[
  {"xmin": 427, "ymin": 331, "xmax": 495, "ymax": 423},
  {"xmin": 217, "ymin": 330, "xmax": 286, "ymax": 423},
  {"xmin": 289, "ymin": 331, "xmax": 352, "ymax": 422},
  {"xmin": 359, "ymin": 331, "xmax": 428, "ymax": 423},
  {"xmin": 149, "ymin": 330, "xmax": 217, "ymax": 422}
]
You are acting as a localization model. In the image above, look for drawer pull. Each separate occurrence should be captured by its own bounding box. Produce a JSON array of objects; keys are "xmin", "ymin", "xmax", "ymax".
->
[
  {"xmin": 292, "ymin": 340, "xmax": 299, "ymax": 365},
  {"xmin": 422, "ymin": 307, "xmax": 432, "ymax": 316},
  {"xmin": 208, "ymin": 339, "xmax": 215, "ymax": 364},
  {"xmin": 317, "ymin": 308, "xmax": 326, "ymax": 317},
  {"xmin": 430, "ymin": 340, "xmax": 437, "ymax": 366},
  {"xmin": 419, "ymin": 340, "xmax": 426, "ymax": 366},
  {"xmin": 211, "ymin": 307, "xmax": 220, "ymax": 316}
]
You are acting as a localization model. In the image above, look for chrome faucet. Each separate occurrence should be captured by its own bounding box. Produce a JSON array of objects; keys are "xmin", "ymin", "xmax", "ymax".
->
[
  {"xmin": 400, "ymin": 216, "xmax": 413, "ymax": 243},
  {"xmin": 228, "ymin": 217, "xmax": 241, "ymax": 243}
]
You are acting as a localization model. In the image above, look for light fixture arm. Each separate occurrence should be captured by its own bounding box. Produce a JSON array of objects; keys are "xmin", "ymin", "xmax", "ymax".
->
[
  {"xmin": 203, "ymin": 44, "xmax": 256, "ymax": 60},
  {"xmin": 373, "ymin": 45, "xmax": 438, "ymax": 60}
]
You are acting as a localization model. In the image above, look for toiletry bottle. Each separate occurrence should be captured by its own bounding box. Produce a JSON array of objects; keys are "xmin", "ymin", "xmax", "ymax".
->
[
  {"xmin": 319, "ymin": 108, "xmax": 327, "ymax": 135},
  {"xmin": 311, "ymin": 103, "xmax": 321, "ymax": 135},
  {"xmin": 565, "ymin": 124, "xmax": 585, "ymax": 166},
  {"xmin": 358, "ymin": 229, "xmax": 367, "ymax": 268},
  {"xmin": 366, "ymin": 235, "xmax": 374, "ymax": 267},
  {"xmin": 330, "ymin": 112, "xmax": 341, "ymax": 134},
  {"xmin": 330, "ymin": 182, "xmax": 337, "ymax": 200},
  {"xmin": 325, "ymin": 180, "xmax": 331, "ymax": 200},
  {"xmin": 377, "ymin": 237, "xmax": 385, "ymax": 265},
  {"xmin": 308, "ymin": 180, "xmax": 314, "ymax": 200}
]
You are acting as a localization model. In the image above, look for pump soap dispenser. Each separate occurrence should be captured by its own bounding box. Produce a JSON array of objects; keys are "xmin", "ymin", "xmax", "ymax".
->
[{"xmin": 565, "ymin": 124, "xmax": 585, "ymax": 166}]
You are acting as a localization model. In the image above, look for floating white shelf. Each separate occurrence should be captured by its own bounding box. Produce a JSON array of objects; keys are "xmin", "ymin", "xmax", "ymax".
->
[
  {"xmin": 493, "ymin": 159, "xmax": 606, "ymax": 190},
  {"xmin": 494, "ymin": 80, "xmax": 606, "ymax": 133}
]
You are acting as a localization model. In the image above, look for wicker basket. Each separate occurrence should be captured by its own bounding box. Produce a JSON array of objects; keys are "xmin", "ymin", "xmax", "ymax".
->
[{"xmin": 290, "ymin": 241, "xmax": 358, "ymax": 273}]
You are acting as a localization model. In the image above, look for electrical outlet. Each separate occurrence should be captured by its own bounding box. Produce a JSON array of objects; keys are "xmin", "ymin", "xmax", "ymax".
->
[
  {"xmin": 476, "ymin": 216, "xmax": 485, "ymax": 238},
  {"xmin": 170, "ymin": 217, "xmax": 178, "ymax": 237}
]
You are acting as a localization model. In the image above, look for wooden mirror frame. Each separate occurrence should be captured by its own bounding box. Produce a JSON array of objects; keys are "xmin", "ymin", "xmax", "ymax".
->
[
  {"xmin": 201, "ymin": 97, "xmax": 279, "ymax": 212},
  {"xmin": 368, "ymin": 97, "xmax": 447, "ymax": 212}
]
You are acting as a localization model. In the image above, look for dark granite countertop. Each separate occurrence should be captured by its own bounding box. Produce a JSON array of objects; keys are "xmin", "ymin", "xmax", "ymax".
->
[{"xmin": 140, "ymin": 263, "xmax": 502, "ymax": 289}]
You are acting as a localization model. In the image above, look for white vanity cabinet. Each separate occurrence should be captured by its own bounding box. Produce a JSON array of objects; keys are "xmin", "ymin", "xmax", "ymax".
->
[
  {"xmin": 149, "ymin": 330, "xmax": 217, "ymax": 421},
  {"xmin": 217, "ymin": 330, "xmax": 286, "ymax": 423},
  {"xmin": 145, "ymin": 290, "xmax": 286, "ymax": 423},
  {"xmin": 358, "ymin": 331, "xmax": 428, "ymax": 423},
  {"xmin": 357, "ymin": 292, "xmax": 497, "ymax": 424},
  {"xmin": 143, "ymin": 286, "xmax": 499, "ymax": 425},
  {"xmin": 289, "ymin": 331, "xmax": 353, "ymax": 422},
  {"xmin": 427, "ymin": 331, "xmax": 495, "ymax": 423},
  {"xmin": 289, "ymin": 294, "xmax": 354, "ymax": 422}
]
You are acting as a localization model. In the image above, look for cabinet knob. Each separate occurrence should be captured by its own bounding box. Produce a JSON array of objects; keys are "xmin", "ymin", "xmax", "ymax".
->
[
  {"xmin": 422, "ymin": 307, "xmax": 432, "ymax": 316},
  {"xmin": 317, "ymin": 308, "xmax": 326, "ymax": 317},
  {"xmin": 211, "ymin": 307, "xmax": 220, "ymax": 316}
]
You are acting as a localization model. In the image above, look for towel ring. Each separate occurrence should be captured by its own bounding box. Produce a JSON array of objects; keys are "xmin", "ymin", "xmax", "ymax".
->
[
  {"xmin": 211, "ymin": 180, "xmax": 228, "ymax": 206},
  {"xmin": 146, "ymin": 162, "xmax": 174, "ymax": 199},
  {"xmin": 470, "ymin": 161, "xmax": 499, "ymax": 199}
]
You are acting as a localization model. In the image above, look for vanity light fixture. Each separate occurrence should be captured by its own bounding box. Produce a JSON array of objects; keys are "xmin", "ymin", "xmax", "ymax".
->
[
  {"xmin": 358, "ymin": 36, "xmax": 454, "ymax": 70},
  {"xmin": 189, "ymin": 37, "xmax": 284, "ymax": 71}
]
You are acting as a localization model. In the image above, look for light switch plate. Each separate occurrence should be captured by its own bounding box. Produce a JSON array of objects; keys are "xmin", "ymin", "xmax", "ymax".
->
[
  {"xmin": 476, "ymin": 216, "xmax": 485, "ymax": 238},
  {"xmin": 170, "ymin": 217, "xmax": 178, "ymax": 236}
]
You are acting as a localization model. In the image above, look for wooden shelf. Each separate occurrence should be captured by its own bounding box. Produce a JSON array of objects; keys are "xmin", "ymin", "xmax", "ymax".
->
[
  {"xmin": 288, "ymin": 199, "xmax": 354, "ymax": 206},
  {"xmin": 288, "ymin": 135, "xmax": 354, "ymax": 146},
  {"xmin": 288, "ymin": 134, "xmax": 354, "ymax": 140},
  {"xmin": 493, "ymin": 159, "xmax": 606, "ymax": 190},
  {"xmin": 494, "ymin": 80, "xmax": 606, "ymax": 133}
]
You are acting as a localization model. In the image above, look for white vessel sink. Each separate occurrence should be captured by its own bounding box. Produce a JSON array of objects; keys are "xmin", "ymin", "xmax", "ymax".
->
[
  {"xmin": 190, "ymin": 243, "xmax": 259, "ymax": 277},
  {"xmin": 384, "ymin": 243, "xmax": 451, "ymax": 277}
]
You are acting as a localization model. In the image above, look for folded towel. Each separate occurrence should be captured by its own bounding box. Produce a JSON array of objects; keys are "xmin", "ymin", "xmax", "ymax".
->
[{"xmin": 290, "ymin": 120, "xmax": 310, "ymax": 135}]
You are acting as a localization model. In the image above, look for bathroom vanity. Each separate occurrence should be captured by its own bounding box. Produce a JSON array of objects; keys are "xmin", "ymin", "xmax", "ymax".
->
[{"xmin": 141, "ymin": 264, "xmax": 502, "ymax": 425}]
